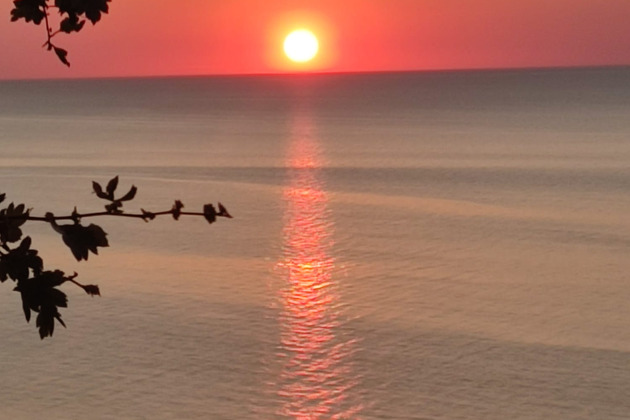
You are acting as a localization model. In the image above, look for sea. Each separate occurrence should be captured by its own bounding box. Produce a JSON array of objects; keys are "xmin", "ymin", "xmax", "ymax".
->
[{"xmin": 1, "ymin": 67, "xmax": 630, "ymax": 419}]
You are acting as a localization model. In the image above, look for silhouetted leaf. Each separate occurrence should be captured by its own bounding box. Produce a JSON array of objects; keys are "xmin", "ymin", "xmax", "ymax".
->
[
  {"xmin": 0, "ymin": 236, "xmax": 43, "ymax": 282},
  {"xmin": 54, "ymin": 0, "xmax": 110, "ymax": 24},
  {"xmin": 53, "ymin": 46, "xmax": 70, "ymax": 67},
  {"xmin": 10, "ymin": 0, "xmax": 46, "ymax": 24},
  {"xmin": 0, "ymin": 193, "xmax": 5, "ymax": 204},
  {"xmin": 92, "ymin": 181, "xmax": 109, "ymax": 200},
  {"xmin": 203, "ymin": 204, "xmax": 216, "ymax": 224},
  {"xmin": 22, "ymin": 296, "xmax": 31, "ymax": 322},
  {"xmin": 36, "ymin": 302, "xmax": 66, "ymax": 339},
  {"xmin": 141, "ymin": 208, "xmax": 155, "ymax": 222},
  {"xmin": 106, "ymin": 176, "xmax": 119, "ymax": 197},
  {"xmin": 119, "ymin": 185, "xmax": 137, "ymax": 202},
  {"xmin": 172, "ymin": 200, "xmax": 184, "ymax": 220},
  {"xmin": 105, "ymin": 201, "xmax": 122, "ymax": 214},
  {"xmin": 64, "ymin": 272, "xmax": 101, "ymax": 296},
  {"xmin": 82, "ymin": 284, "xmax": 100, "ymax": 296},
  {"xmin": 59, "ymin": 14, "xmax": 85, "ymax": 33},
  {"xmin": 55, "ymin": 222, "xmax": 109, "ymax": 261},
  {"xmin": 54, "ymin": 0, "xmax": 74, "ymax": 13},
  {"xmin": 94, "ymin": 176, "xmax": 134, "ymax": 212},
  {"xmin": 217, "ymin": 202, "xmax": 233, "ymax": 218},
  {"xmin": 17, "ymin": 234, "xmax": 30, "ymax": 251},
  {"xmin": 0, "ymin": 202, "xmax": 30, "ymax": 243},
  {"xmin": 84, "ymin": 0, "xmax": 110, "ymax": 24}
]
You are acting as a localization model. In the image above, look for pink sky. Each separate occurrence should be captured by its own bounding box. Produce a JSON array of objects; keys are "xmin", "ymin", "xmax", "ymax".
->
[{"xmin": 1, "ymin": 0, "xmax": 629, "ymax": 80}]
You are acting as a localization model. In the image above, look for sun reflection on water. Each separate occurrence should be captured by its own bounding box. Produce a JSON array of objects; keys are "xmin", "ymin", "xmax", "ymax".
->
[{"xmin": 274, "ymin": 114, "xmax": 362, "ymax": 419}]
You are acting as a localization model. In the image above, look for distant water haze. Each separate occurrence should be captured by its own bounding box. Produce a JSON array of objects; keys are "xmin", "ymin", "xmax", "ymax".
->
[{"xmin": 1, "ymin": 67, "xmax": 630, "ymax": 419}]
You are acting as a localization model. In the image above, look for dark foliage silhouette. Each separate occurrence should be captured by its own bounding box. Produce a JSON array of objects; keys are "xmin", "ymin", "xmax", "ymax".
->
[
  {"xmin": 0, "ymin": 177, "xmax": 232, "ymax": 339},
  {"xmin": 7, "ymin": 3, "xmax": 234, "ymax": 339},
  {"xmin": 10, "ymin": 0, "xmax": 111, "ymax": 66}
]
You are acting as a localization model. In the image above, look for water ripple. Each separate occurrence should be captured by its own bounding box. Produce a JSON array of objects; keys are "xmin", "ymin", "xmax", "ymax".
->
[{"xmin": 270, "ymin": 113, "xmax": 363, "ymax": 419}]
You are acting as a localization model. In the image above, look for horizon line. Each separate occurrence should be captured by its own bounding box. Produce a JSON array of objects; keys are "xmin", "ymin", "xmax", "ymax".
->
[{"xmin": 2, "ymin": 63, "xmax": 629, "ymax": 83}]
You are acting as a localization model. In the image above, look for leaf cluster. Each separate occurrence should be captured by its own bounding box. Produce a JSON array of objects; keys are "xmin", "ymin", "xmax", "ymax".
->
[
  {"xmin": 9, "ymin": 0, "xmax": 46, "ymax": 25},
  {"xmin": 10, "ymin": 0, "xmax": 111, "ymax": 66},
  {"xmin": 1, "ymin": 176, "xmax": 231, "ymax": 339},
  {"xmin": 0, "ymin": 198, "xmax": 29, "ymax": 244},
  {"xmin": 14, "ymin": 270, "xmax": 69, "ymax": 339},
  {"xmin": 92, "ymin": 176, "xmax": 136, "ymax": 214}
]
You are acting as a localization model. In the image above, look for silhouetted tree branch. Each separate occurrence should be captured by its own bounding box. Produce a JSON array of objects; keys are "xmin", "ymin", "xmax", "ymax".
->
[
  {"xmin": 10, "ymin": 0, "xmax": 111, "ymax": 66},
  {"xmin": 1, "ymin": 177, "xmax": 232, "ymax": 339},
  {"xmin": 7, "ymin": 3, "xmax": 234, "ymax": 340}
]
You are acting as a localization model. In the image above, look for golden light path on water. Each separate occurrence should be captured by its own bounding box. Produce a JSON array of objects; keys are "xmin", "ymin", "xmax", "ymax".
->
[{"xmin": 273, "ymin": 113, "xmax": 363, "ymax": 419}]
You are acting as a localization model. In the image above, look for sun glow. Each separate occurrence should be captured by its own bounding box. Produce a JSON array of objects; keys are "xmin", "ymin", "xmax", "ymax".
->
[{"xmin": 283, "ymin": 29, "xmax": 319, "ymax": 63}]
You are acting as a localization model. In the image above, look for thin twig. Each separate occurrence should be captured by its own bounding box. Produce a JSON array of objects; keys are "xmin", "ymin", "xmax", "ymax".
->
[
  {"xmin": 20, "ymin": 210, "xmax": 213, "ymax": 222},
  {"xmin": 43, "ymin": 3, "xmax": 53, "ymax": 48}
]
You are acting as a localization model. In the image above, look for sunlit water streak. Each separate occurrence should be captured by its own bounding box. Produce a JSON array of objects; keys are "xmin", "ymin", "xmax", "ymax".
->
[{"xmin": 272, "ymin": 113, "xmax": 363, "ymax": 419}]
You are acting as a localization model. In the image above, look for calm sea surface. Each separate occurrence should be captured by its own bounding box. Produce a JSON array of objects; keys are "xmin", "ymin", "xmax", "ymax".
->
[{"xmin": 1, "ymin": 68, "xmax": 630, "ymax": 419}]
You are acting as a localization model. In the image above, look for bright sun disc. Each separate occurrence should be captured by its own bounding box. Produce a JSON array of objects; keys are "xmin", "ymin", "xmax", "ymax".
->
[{"xmin": 283, "ymin": 29, "xmax": 319, "ymax": 63}]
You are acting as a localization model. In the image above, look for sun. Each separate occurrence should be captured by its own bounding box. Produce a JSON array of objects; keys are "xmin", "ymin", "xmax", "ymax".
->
[{"xmin": 283, "ymin": 29, "xmax": 319, "ymax": 63}]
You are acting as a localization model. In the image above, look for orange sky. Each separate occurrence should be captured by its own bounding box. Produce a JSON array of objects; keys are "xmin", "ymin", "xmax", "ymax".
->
[{"xmin": 1, "ymin": 0, "xmax": 630, "ymax": 79}]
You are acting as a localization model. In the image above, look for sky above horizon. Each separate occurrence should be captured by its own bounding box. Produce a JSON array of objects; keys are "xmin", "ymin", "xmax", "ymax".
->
[{"xmin": 1, "ymin": 0, "xmax": 630, "ymax": 80}]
